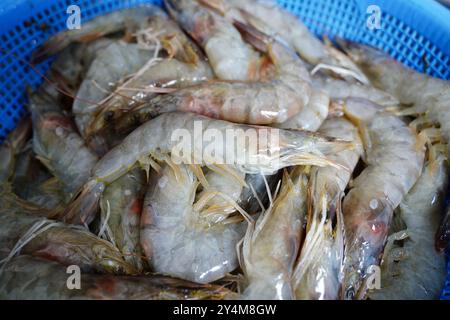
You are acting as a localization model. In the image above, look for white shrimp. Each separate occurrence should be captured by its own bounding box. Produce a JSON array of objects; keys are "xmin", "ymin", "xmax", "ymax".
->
[
  {"xmin": 62, "ymin": 112, "xmax": 353, "ymax": 239},
  {"xmin": 341, "ymin": 98, "xmax": 426, "ymax": 299},
  {"xmin": 165, "ymin": 0, "xmax": 262, "ymax": 81},
  {"xmin": 341, "ymin": 41, "xmax": 450, "ymax": 154},
  {"xmin": 368, "ymin": 150, "xmax": 448, "ymax": 300},
  {"xmin": 119, "ymin": 20, "xmax": 312, "ymax": 126},
  {"xmin": 312, "ymin": 75, "xmax": 399, "ymax": 107},
  {"xmin": 276, "ymin": 89, "xmax": 329, "ymax": 132},
  {"xmin": 241, "ymin": 168, "xmax": 307, "ymax": 299},
  {"xmin": 140, "ymin": 163, "xmax": 246, "ymax": 283},
  {"xmin": 201, "ymin": 0, "xmax": 369, "ymax": 83},
  {"xmin": 293, "ymin": 118, "xmax": 363, "ymax": 300},
  {"xmin": 73, "ymin": 41, "xmax": 159, "ymax": 137}
]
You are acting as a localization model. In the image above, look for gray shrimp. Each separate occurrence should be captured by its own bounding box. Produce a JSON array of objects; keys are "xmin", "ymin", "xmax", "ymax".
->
[{"xmin": 0, "ymin": 256, "xmax": 235, "ymax": 300}]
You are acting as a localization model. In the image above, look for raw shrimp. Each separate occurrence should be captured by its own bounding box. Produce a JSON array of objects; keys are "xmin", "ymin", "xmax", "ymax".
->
[
  {"xmin": 341, "ymin": 98, "xmax": 426, "ymax": 299},
  {"xmin": 164, "ymin": 0, "xmax": 262, "ymax": 81},
  {"xmin": 201, "ymin": 0, "xmax": 369, "ymax": 83},
  {"xmin": 63, "ymin": 112, "xmax": 352, "ymax": 233},
  {"xmin": 241, "ymin": 168, "xmax": 308, "ymax": 299},
  {"xmin": 293, "ymin": 118, "xmax": 363, "ymax": 300},
  {"xmin": 29, "ymin": 91, "xmax": 98, "ymax": 206},
  {"xmin": 276, "ymin": 89, "xmax": 329, "ymax": 131},
  {"xmin": 312, "ymin": 75, "xmax": 399, "ymax": 107},
  {"xmin": 86, "ymin": 14, "xmax": 214, "ymax": 137},
  {"xmin": 11, "ymin": 146, "xmax": 65, "ymax": 210},
  {"xmin": 0, "ymin": 192, "xmax": 134, "ymax": 275},
  {"xmin": 49, "ymin": 39, "xmax": 114, "ymax": 96},
  {"xmin": 0, "ymin": 256, "xmax": 235, "ymax": 300},
  {"xmin": 73, "ymin": 41, "xmax": 158, "ymax": 137},
  {"xmin": 340, "ymin": 41, "xmax": 450, "ymax": 153},
  {"xmin": 0, "ymin": 118, "xmax": 31, "ymax": 184},
  {"xmin": 141, "ymin": 163, "xmax": 246, "ymax": 283},
  {"xmin": 368, "ymin": 152, "xmax": 448, "ymax": 300},
  {"xmin": 99, "ymin": 167, "xmax": 147, "ymax": 272},
  {"xmin": 116, "ymin": 21, "xmax": 312, "ymax": 126},
  {"xmin": 32, "ymin": 5, "xmax": 166, "ymax": 62}
]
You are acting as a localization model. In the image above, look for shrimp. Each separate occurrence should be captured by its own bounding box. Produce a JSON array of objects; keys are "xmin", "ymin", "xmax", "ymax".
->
[
  {"xmin": 32, "ymin": 5, "xmax": 166, "ymax": 62},
  {"xmin": 276, "ymin": 89, "xmax": 329, "ymax": 132},
  {"xmin": 0, "ymin": 117, "xmax": 32, "ymax": 184},
  {"xmin": 10, "ymin": 145, "xmax": 65, "ymax": 210},
  {"xmin": 0, "ymin": 256, "xmax": 235, "ymax": 300},
  {"xmin": 341, "ymin": 98, "xmax": 426, "ymax": 299},
  {"xmin": 49, "ymin": 39, "xmax": 114, "ymax": 97},
  {"xmin": 99, "ymin": 168, "xmax": 147, "ymax": 272},
  {"xmin": 201, "ymin": 0, "xmax": 369, "ymax": 83},
  {"xmin": 114, "ymin": 21, "xmax": 312, "ymax": 127},
  {"xmin": 85, "ymin": 15, "xmax": 214, "ymax": 137},
  {"xmin": 241, "ymin": 168, "xmax": 308, "ymax": 299},
  {"xmin": 73, "ymin": 41, "xmax": 158, "ymax": 137},
  {"xmin": 62, "ymin": 112, "xmax": 353, "ymax": 230},
  {"xmin": 293, "ymin": 118, "xmax": 363, "ymax": 300},
  {"xmin": 0, "ymin": 192, "xmax": 134, "ymax": 275},
  {"xmin": 312, "ymin": 75, "xmax": 399, "ymax": 107},
  {"xmin": 141, "ymin": 163, "xmax": 246, "ymax": 283},
  {"xmin": 164, "ymin": 0, "xmax": 262, "ymax": 81},
  {"xmin": 340, "ymin": 41, "xmax": 450, "ymax": 154},
  {"xmin": 368, "ymin": 151, "xmax": 448, "ymax": 300},
  {"xmin": 29, "ymin": 90, "xmax": 98, "ymax": 206}
]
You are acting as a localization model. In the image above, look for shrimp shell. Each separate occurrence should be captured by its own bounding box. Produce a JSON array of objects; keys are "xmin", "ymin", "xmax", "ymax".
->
[
  {"xmin": 0, "ymin": 256, "xmax": 235, "ymax": 300},
  {"xmin": 341, "ymin": 98, "xmax": 426, "ymax": 299}
]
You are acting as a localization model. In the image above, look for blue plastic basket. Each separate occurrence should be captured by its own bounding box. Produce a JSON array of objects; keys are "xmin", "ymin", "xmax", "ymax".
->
[{"xmin": 0, "ymin": 0, "xmax": 449, "ymax": 299}]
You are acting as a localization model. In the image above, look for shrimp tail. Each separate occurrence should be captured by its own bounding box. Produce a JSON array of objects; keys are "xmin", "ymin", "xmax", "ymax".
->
[{"xmin": 55, "ymin": 180, "xmax": 105, "ymax": 225}]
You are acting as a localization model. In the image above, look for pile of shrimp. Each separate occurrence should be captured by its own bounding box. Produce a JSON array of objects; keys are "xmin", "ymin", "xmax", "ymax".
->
[{"xmin": 0, "ymin": 0, "xmax": 448, "ymax": 300}]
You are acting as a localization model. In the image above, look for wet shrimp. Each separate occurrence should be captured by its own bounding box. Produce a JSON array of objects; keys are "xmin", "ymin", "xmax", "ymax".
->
[
  {"xmin": 0, "ymin": 191, "xmax": 134, "ymax": 275},
  {"xmin": 340, "ymin": 41, "xmax": 450, "ymax": 154},
  {"xmin": 241, "ymin": 168, "xmax": 308, "ymax": 299},
  {"xmin": 368, "ymin": 150, "xmax": 448, "ymax": 300},
  {"xmin": 99, "ymin": 168, "xmax": 147, "ymax": 272},
  {"xmin": 115, "ymin": 21, "xmax": 312, "ymax": 127},
  {"xmin": 312, "ymin": 75, "xmax": 399, "ymax": 107},
  {"xmin": 341, "ymin": 98, "xmax": 426, "ymax": 299},
  {"xmin": 29, "ymin": 90, "xmax": 98, "ymax": 206},
  {"xmin": 62, "ymin": 112, "xmax": 353, "ymax": 230},
  {"xmin": 0, "ymin": 256, "xmax": 235, "ymax": 300},
  {"xmin": 32, "ymin": 5, "xmax": 166, "ymax": 62},
  {"xmin": 73, "ymin": 41, "xmax": 158, "ymax": 138},
  {"xmin": 276, "ymin": 89, "xmax": 329, "ymax": 132},
  {"xmin": 49, "ymin": 39, "xmax": 114, "ymax": 99},
  {"xmin": 165, "ymin": 0, "xmax": 263, "ymax": 81},
  {"xmin": 141, "ymin": 163, "xmax": 246, "ymax": 283},
  {"xmin": 85, "ymin": 20, "xmax": 214, "ymax": 141},
  {"xmin": 0, "ymin": 118, "xmax": 32, "ymax": 185},
  {"xmin": 293, "ymin": 118, "xmax": 363, "ymax": 300},
  {"xmin": 201, "ymin": 0, "xmax": 369, "ymax": 83}
]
